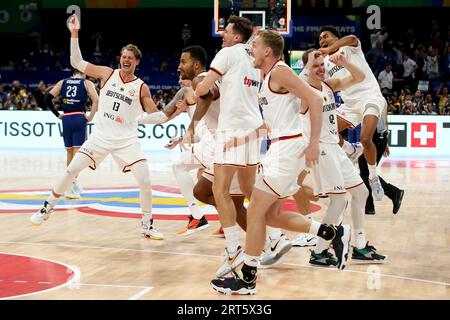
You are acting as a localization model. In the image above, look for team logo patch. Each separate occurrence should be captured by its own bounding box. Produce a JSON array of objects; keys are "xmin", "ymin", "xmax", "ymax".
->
[{"xmin": 129, "ymin": 89, "xmax": 135, "ymax": 96}]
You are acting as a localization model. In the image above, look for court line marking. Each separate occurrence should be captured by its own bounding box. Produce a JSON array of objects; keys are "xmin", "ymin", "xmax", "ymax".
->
[
  {"xmin": 128, "ymin": 287, "xmax": 153, "ymax": 300},
  {"xmin": 0, "ymin": 241, "xmax": 448, "ymax": 288},
  {"xmin": 0, "ymin": 251, "xmax": 80, "ymax": 300},
  {"xmin": 80, "ymin": 283, "xmax": 154, "ymax": 300}
]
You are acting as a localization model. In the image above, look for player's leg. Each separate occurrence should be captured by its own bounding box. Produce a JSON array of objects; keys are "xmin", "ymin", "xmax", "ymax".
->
[
  {"xmin": 129, "ymin": 160, "xmax": 163, "ymax": 240},
  {"xmin": 30, "ymin": 150, "xmax": 94, "ymax": 225},
  {"xmin": 173, "ymin": 150, "xmax": 208, "ymax": 236}
]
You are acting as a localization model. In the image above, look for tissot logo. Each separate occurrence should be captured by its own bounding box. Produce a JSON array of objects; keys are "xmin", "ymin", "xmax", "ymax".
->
[
  {"xmin": 411, "ymin": 123, "xmax": 436, "ymax": 148},
  {"xmin": 388, "ymin": 122, "xmax": 407, "ymax": 147}
]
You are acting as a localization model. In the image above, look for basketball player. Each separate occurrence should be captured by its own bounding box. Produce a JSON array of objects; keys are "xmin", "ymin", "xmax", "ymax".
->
[
  {"xmin": 30, "ymin": 15, "xmax": 181, "ymax": 240},
  {"xmin": 318, "ymin": 26, "xmax": 386, "ymax": 201},
  {"xmin": 190, "ymin": 17, "xmax": 293, "ymax": 276},
  {"xmin": 210, "ymin": 30, "xmax": 351, "ymax": 295},
  {"xmin": 45, "ymin": 69, "xmax": 98, "ymax": 199},
  {"xmin": 301, "ymin": 49, "xmax": 387, "ymax": 266}
]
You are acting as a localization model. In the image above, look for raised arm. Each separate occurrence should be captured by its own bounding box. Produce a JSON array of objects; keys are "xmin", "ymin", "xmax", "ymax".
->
[
  {"xmin": 68, "ymin": 15, "xmax": 113, "ymax": 85},
  {"xmin": 320, "ymin": 35, "xmax": 359, "ymax": 55},
  {"xmin": 194, "ymin": 69, "xmax": 221, "ymax": 98},
  {"xmin": 324, "ymin": 54, "xmax": 365, "ymax": 92},
  {"xmin": 84, "ymin": 80, "xmax": 99, "ymax": 122},
  {"xmin": 45, "ymin": 80, "xmax": 63, "ymax": 118}
]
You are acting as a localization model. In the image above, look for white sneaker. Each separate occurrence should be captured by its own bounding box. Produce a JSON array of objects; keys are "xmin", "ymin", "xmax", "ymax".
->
[
  {"xmin": 30, "ymin": 201, "xmax": 53, "ymax": 226},
  {"xmin": 369, "ymin": 176, "xmax": 384, "ymax": 201},
  {"xmin": 65, "ymin": 183, "xmax": 80, "ymax": 199},
  {"xmin": 292, "ymin": 234, "xmax": 317, "ymax": 247},
  {"xmin": 141, "ymin": 219, "xmax": 164, "ymax": 240},
  {"xmin": 259, "ymin": 234, "xmax": 292, "ymax": 269},
  {"xmin": 347, "ymin": 142, "xmax": 364, "ymax": 162},
  {"xmin": 216, "ymin": 246, "xmax": 245, "ymax": 278},
  {"xmin": 73, "ymin": 180, "xmax": 82, "ymax": 194}
]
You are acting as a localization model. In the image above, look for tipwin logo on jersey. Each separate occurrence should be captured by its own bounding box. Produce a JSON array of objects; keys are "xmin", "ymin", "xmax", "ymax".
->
[
  {"xmin": 411, "ymin": 123, "xmax": 436, "ymax": 148},
  {"xmin": 243, "ymin": 76, "xmax": 260, "ymax": 88}
]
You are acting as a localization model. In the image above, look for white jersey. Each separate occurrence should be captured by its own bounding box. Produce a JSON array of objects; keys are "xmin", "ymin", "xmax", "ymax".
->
[
  {"xmin": 324, "ymin": 39, "xmax": 384, "ymax": 108},
  {"xmin": 258, "ymin": 61, "xmax": 301, "ymax": 140},
  {"xmin": 303, "ymin": 82, "xmax": 339, "ymax": 144},
  {"xmin": 92, "ymin": 69, "xmax": 144, "ymax": 146},
  {"xmin": 210, "ymin": 43, "xmax": 263, "ymax": 133}
]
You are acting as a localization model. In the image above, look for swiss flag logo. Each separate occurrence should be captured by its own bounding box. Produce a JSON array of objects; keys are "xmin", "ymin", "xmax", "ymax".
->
[{"xmin": 411, "ymin": 123, "xmax": 436, "ymax": 148}]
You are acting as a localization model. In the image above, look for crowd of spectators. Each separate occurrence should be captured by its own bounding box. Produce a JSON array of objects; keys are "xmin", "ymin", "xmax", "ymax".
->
[{"xmin": 367, "ymin": 21, "xmax": 450, "ymax": 115}]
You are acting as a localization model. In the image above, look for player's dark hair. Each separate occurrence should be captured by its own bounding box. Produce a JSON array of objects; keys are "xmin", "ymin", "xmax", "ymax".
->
[
  {"xmin": 228, "ymin": 15, "xmax": 253, "ymax": 42},
  {"xmin": 182, "ymin": 46, "xmax": 208, "ymax": 67},
  {"xmin": 319, "ymin": 25, "xmax": 342, "ymax": 39}
]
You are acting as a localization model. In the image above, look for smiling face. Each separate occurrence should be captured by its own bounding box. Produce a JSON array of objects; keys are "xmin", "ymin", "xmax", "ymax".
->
[
  {"xmin": 306, "ymin": 52, "xmax": 325, "ymax": 82},
  {"xmin": 120, "ymin": 49, "xmax": 140, "ymax": 73},
  {"xmin": 221, "ymin": 23, "xmax": 240, "ymax": 48},
  {"xmin": 319, "ymin": 30, "xmax": 338, "ymax": 48},
  {"xmin": 177, "ymin": 52, "xmax": 197, "ymax": 80}
]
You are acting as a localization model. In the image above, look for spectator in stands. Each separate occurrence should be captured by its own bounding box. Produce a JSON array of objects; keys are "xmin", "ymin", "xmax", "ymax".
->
[
  {"xmin": 401, "ymin": 98, "xmax": 414, "ymax": 115},
  {"xmin": 423, "ymin": 47, "xmax": 440, "ymax": 80},
  {"xmin": 388, "ymin": 95, "xmax": 401, "ymax": 114},
  {"xmin": 159, "ymin": 60, "xmax": 168, "ymax": 71},
  {"xmin": 437, "ymin": 85, "xmax": 449, "ymax": 114},
  {"xmin": 444, "ymin": 45, "xmax": 450, "ymax": 81},
  {"xmin": 370, "ymin": 28, "xmax": 389, "ymax": 48},
  {"xmin": 91, "ymin": 31, "xmax": 103, "ymax": 56},
  {"xmin": 403, "ymin": 51, "xmax": 418, "ymax": 89},
  {"xmin": 0, "ymin": 85, "xmax": 7, "ymax": 108},
  {"xmin": 412, "ymin": 90, "xmax": 425, "ymax": 110},
  {"xmin": 33, "ymin": 81, "xmax": 47, "ymax": 111},
  {"xmin": 366, "ymin": 40, "xmax": 384, "ymax": 72},
  {"xmin": 425, "ymin": 93, "xmax": 437, "ymax": 113},
  {"xmin": 378, "ymin": 63, "xmax": 394, "ymax": 91}
]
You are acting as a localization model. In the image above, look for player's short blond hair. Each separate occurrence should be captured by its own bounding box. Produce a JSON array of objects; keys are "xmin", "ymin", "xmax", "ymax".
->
[
  {"xmin": 256, "ymin": 29, "xmax": 284, "ymax": 59},
  {"xmin": 121, "ymin": 44, "xmax": 142, "ymax": 60}
]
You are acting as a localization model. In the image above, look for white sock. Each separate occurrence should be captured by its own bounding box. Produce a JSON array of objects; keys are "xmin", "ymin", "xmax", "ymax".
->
[
  {"xmin": 223, "ymin": 225, "xmax": 240, "ymax": 253},
  {"xmin": 355, "ymin": 229, "xmax": 366, "ymax": 249},
  {"xmin": 342, "ymin": 140, "xmax": 355, "ymax": 155},
  {"xmin": 349, "ymin": 185, "xmax": 369, "ymax": 249},
  {"xmin": 266, "ymin": 226, "xmax": 283, "ymax": 240},
  {"xmin": 308, "ymin": 220, "xmax": 321, "ymax": 236},
  {"xmin": 315, "ymin": 195, "xmax": 347, "ymax": 254},
  {"xmin": 46, "ymin": 193, "xmax": 60, "ymax": 208},
  {"xmin": 142, "ymin": 210, "xmax": 152, "ymax": 223},
  {"xmin": 368, "ymin": 164, "xmax": 377, "ymax": 180},
  {"xmin": 172, "ymin": 159, "xmax": 203, "ymax": 220},
  {"xmin": 245, "ymin": 254, "xmax": 260, "ymax": 267}
]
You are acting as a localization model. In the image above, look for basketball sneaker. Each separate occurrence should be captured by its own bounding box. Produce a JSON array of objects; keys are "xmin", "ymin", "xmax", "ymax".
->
[
  {"xmin": 292, "ymin": 234, "xmax": 317, "ymax": 247},
  {"xmin": 210, "ymin": 270, "xmax": 256, "ymax": 295},
  {"xmin": 309, "ymin": 249, "xmax": 338, "ymax": 267},
  {"xmin": 65, "ymin": 182, "xmax": 80, "ymax": 199},
  {"xmin": 30, "ymin": 201, "xmax": 53, "ymax": 226},
  {"xmin": 176, "ymin": 215, "xmax": 209, "ymax": 236},
  {"xmin": 329, "ymin": 224, "xmax": 351, "ymax": 270},
  {"xmin": 211, "ymin": 226, "xmax": 225, "ymax": 238},
  {"xmin": 216, "ymin": 246, "xmax": 245, "ymax": 278},
  {"xmin": 348, "ymin": 142, "xmax": 364, "ymax": 162},
  {"xmin": 369, "ymin": 176, "xmax": 384, "ymax": 201},
  {"xmin": 392, "ymin": 189, "xmax": 405, "ymax": 214},
  {"xmin": 352, "ymin": 242, "xmax": 388, "ymax": 264},
  {"xmin": 258, "ymin": 233, "xmax": 292, "ymax": 268},
  {"xmin": 141, "ymin": 219, "xmax": 164, "ymax": 240}
]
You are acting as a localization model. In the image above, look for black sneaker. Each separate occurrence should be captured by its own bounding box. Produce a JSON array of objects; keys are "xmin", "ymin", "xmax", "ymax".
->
[
  {"xmin": 352, "ymin": 242, "xmax": 388, "ymax": 264},
  {"xmin": 392, "ymin": 189, "xmax": 405, "ymax": 214},
  {"xmin": 176, "ymin": 215, "xmax": 209, "ymax": 236},
  {"xmin": 365, "ymin": 205, "xmax": 376, "ymax": 215},
  {"xmin": 210, "ymin": 271, "xmax": 256, "ymax": 295},
  {"xmin": 329, "ymin": 225, "xmax": 351, "ymax": 270},
  {"xmin": 309, "ymin": 249, "xmax": 338, "ymax": 267}
]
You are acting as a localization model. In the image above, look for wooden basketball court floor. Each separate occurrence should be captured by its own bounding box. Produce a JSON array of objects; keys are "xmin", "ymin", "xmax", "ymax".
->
[{"xmin": 0, "ymin": 151, "xmax": 449, "ymax": 300}]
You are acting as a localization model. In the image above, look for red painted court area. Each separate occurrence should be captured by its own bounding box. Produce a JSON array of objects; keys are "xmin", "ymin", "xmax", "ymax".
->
[{"xmin": 0, "ymin": 253, "xmax": 75, "ymax": 299}]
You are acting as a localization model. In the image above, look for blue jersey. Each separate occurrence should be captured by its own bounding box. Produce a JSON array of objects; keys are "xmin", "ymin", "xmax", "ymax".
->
[{"xmin": 61, "ymin": 77, "xmax": 88, "ymax": 113}]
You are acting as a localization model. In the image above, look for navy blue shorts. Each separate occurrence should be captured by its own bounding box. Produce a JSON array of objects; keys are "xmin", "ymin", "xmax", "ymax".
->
[{"xmin": 62, "ymin": 113, "xmax": 87, "ymax": 148}]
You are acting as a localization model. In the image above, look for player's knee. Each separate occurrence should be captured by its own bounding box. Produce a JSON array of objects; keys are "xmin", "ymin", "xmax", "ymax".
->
[{"xmin": 360, "ymin": 135, "xmax": 373, "ymax": 147}]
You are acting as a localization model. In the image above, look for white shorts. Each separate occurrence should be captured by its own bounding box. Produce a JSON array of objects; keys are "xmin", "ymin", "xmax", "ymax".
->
[
  {"xmin": 202, "ymin": 167, "xmax": 243, "ymax": 196},
  {"xmin": 78, "ymin": 135, "xmax": 146, "ymax": 173},
  {"xmin": 214, "ymin": 130, "xmax": 261, "ymax": 167},
  {"xmin": 337, "ymin": 97, "xmax": 386, "ymax": 128},
  {"xmin": 311, "ymin": 143, "xmax": 363, "ymax": 197},
  {"xmin": 191, "ymin": 130, "xmax": 215, "ymax": 169},
  {"xmin": 255, "ymin": 135, "xmax": 306, "ymax": 199}
]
